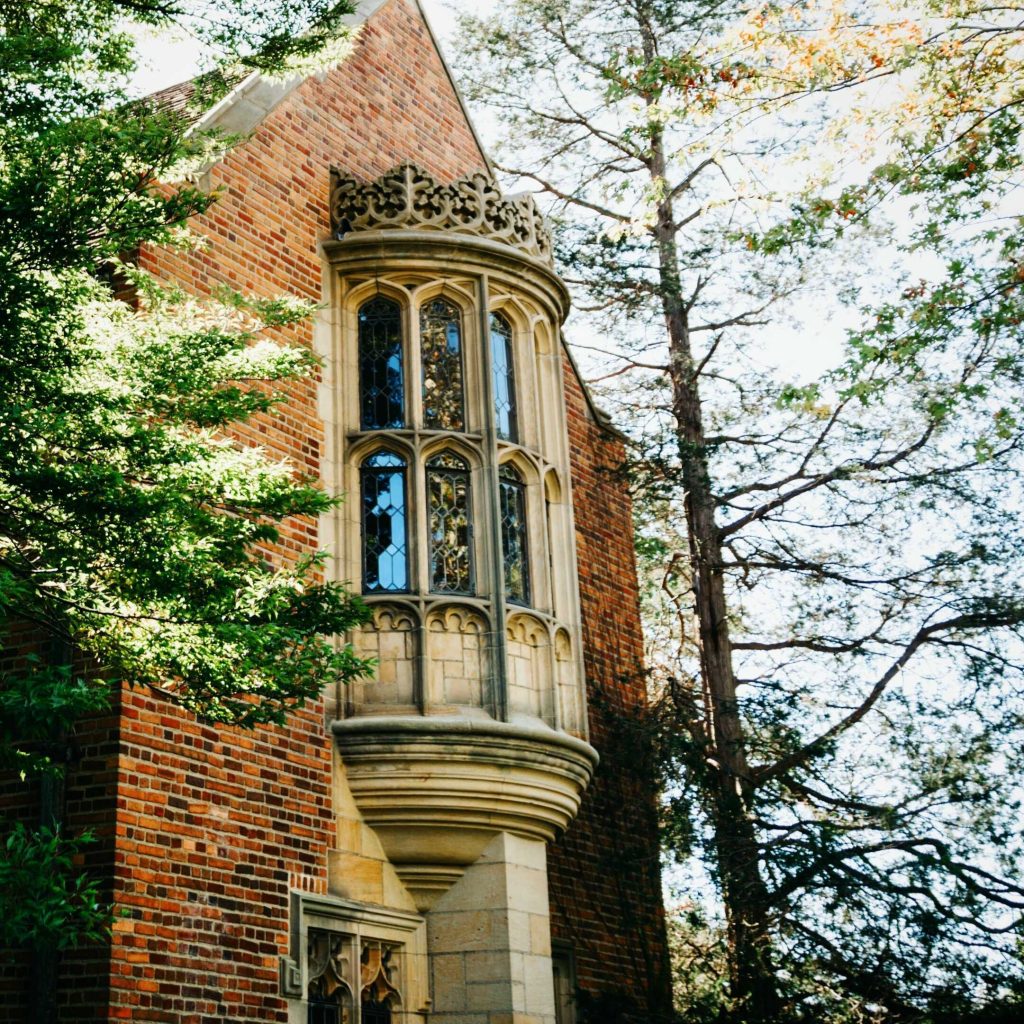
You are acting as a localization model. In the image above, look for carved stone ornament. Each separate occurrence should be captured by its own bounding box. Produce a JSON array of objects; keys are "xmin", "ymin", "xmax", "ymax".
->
[{"xmin": 330, "ymin": 163, "xmax": 554, "ymax": 263}]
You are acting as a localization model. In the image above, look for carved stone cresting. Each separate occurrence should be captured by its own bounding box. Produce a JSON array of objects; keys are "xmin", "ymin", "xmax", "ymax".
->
[{"xmin": 330, "ymin": 163, "xmax": 554, "ymax": 263}]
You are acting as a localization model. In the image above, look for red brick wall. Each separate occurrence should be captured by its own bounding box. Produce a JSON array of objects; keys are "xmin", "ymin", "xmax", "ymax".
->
[
  {"xmin": 548, "ymin": 359, "xmax": 674, "ymax": 1023},
  {"xmin": 106, "ymin": 689, "xmax": 331, "ymax": 1021},
  {"xmin": 103, "ymin": 1, "xmax": 488, "ymax": 1020},
  {"xmin": 0, "ymin": 633, "xmax": 120, "ymax": 1023},
  {"xmin": 1, "ymin": 1, "xmax": 670, "ymax": 1018}
]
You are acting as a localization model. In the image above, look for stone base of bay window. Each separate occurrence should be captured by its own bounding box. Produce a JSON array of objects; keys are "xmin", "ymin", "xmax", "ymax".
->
[
  {"xmin": 426, "ymin": 832, "xmax": 557, "ymax": 1024},
  {"xmin": 332, "ymin": 716, "xmax": 597, "ymax": 912}
]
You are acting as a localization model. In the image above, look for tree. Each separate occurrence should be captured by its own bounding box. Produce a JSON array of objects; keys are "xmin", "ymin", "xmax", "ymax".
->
[
  {"xmin": 0, "ymin": 0, "xmax": 368, "ymax": 953},
  {"xmin": 456, "ymin": 0, "xmax": 1024, "ymax": 1019}
]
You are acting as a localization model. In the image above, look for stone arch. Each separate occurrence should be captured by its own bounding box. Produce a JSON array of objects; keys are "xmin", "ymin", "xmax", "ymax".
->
[
  {"xmin": 554, "ymin": 627, "xmax": 584, "ymax": 736},
  {"xmin": 544, "ymin": 468, "xmax": 562, "ymax": 503}
]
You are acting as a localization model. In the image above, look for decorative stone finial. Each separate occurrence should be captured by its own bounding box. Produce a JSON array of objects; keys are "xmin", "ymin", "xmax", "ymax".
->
[{"xmin": 329, "ymin": 163, "xmax": 553, "ymax": 263}]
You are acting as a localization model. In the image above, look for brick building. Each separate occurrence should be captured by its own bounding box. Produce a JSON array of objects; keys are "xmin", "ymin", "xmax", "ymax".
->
[{"xmin": 3, "ymin": 1, "xmax": 672, "ymax": 1021}]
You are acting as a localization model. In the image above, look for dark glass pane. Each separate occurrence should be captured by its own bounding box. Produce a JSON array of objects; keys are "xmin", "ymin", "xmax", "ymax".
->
[
  {"xmin": 421, "ymin": 298, "xmax": 465, "ymax": 431},
  {"xmin": 427, "ymin": 452, "xmax": 472, "ymax": 594},
  {"xmin": 362, "ymin": 451, "xmax": 408, "ymax": 592},
  {"xmin": 361, "ymin": 996, "xmax": 391, "ymax": 1024},
  {"xmin": 499, "ymin": 463, "xmax": 530, "ymax": 605},
  {"xmin": 490, "ymin": 312, "xmax": 518, "ymax": 442},
  {"xmin": 308, "ymin": 997, "xmax": 340, "ymax": 1024},
  {"xmin": 359, "ymin": 296, "xmax": 404, "ymax": 429}
]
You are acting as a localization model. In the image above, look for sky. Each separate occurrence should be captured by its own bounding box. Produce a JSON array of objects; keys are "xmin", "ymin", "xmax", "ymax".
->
[
  {"xmin": 129, "ymin": 0, "xmax": 851, "ymax": 380},
  {"xmin": 131, "ymin": 0, "xmax": 466, "ymax": 96}
]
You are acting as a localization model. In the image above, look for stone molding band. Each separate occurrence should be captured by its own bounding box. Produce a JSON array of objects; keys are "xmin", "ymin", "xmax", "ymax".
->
[{"xmin": 329, "ymin": 163, "xmax": 554, "ymax": 264}]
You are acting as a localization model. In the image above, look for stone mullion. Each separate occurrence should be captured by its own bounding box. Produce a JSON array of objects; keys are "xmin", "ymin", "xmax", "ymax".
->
[{"xmin": 477, "ymin": 271, "xmax": 510, "ymax": 723}]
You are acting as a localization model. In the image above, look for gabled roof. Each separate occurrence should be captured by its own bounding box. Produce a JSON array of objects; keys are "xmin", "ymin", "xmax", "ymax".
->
[
  {"xmin": 146, "ymin": 0, "xmax": 492, "ymax": 174},
  {"xmin": 144, "ymin": 0, "xmax": 621, "ymax": 442}
]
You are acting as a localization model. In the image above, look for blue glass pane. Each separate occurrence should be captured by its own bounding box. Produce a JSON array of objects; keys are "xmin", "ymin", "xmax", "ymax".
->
[
  {"xmin": 490, "ymin": 313, "xmax": 518, "ymax": 442},
  {"xmin": 362, "ymin": 453, "xmax": 408, "ymax": 592},
  {"xmin": 360, "ymin": 297, "xmax": 404, "ymax": 429}
]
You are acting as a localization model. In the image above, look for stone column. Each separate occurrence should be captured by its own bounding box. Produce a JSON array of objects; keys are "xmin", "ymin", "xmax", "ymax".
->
[{"xmin": 426, "ymin": 832, "xmax": 556, "ymax": 1024}]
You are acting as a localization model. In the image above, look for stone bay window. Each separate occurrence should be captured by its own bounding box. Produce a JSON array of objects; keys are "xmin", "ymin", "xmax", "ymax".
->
[{"xmin": 313, "ymin": 163, "xmax": 598, "ymax": 1023}]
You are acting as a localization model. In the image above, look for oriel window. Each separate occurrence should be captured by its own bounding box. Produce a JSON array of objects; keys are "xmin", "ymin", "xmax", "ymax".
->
[
  {"xmin": 359, "ymin": 296, "xmax": 404, "ymax": 430},
  {"xmin": 420, "ymin": 298, "xmax": 465, "ymax": 431},
  {"xmin": 490, "ymin": 312, "xmax": 518, "ymax": 442},
  {"xmin": 427, "ymin": 451, "xmax": 472, "ymax": 595},
  {"xmin": 499, "ymin": 463, "xmax": 530, "ymax": 605},
  {"xmin": 361, "ymin": 451, "xmax": 408, "ymax": 593}
]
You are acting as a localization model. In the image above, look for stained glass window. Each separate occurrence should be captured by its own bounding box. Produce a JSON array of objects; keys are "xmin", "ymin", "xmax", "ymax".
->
[
  {"xmin": 359, "ymin": 296, "xmax": 404, "ymax": 430},
  {"xmin": 499, "ymin": 463, "xmax": 530, "ymax": 605},
  {"xmin": 490, "ymin": 312, "xmax": 518, "ymax": 442},
  {"xmin": 427, "ymin": 452, "xmax": 472, "ymax": 594},
  {"xmin": 362, "ymin": 451, "xmax": 408, "ymax": 593},
  {"xmin": 421, "ymin": 298, "xmax": 465, "ymax": 431}
]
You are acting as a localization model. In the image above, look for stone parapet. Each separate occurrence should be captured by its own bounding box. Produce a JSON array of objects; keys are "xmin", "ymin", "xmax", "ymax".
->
[{"xmin": 330, "ymin": 164, "xmax": 554, "ymax": 263}]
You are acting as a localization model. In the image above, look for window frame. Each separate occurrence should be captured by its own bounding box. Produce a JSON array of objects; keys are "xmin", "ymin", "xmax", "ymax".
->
[
  {"xmin": 419, "ymin": 295, "xmax": 467, "ymax": 433},
  {"xmin": 425, "ymin": 449, "xmax": 475, "ymax": 597},
  {"xmin": 498, "ymin": 460, "xmax": 531, "ymax": 607},
  {"xmin": 489, "ymin": 310, "xmax": 519, "ymax": 443}
]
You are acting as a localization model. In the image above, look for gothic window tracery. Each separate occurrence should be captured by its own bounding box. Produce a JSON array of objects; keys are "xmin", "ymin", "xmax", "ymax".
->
[
  {"xmin": 490, "ymin": 311, "xmax": 518, "ymax": 442},
  {"xmin": 420, "ymin": 297, "xmax": 465, "ymax": 431},
  {"xmin": 427, "ymin": 451, "xmax": 472, "ymax": 595},
  {"xmin": 360, "ymin": 941, "xmax": 401, "ymax": 1024},
  {"xmin": 302, "ymin": 927, "xmax": 405, "ymax": 1024},
  {"xmin": 359, "ymin": 296, "xmax": 404, "ymax": 430},
  {"xmin": 307, "ymin": 930, "xmax": 354, "ymax": 1024},
  {"xmin": 361, "ymin": 450, "xmax": 408, "ymax": 593}
]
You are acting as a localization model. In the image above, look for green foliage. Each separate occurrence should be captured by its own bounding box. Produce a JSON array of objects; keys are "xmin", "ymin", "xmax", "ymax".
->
[
  {"xmin": 0, "ymin": 824, "xmax": 109, "ymax": 950},
  {"xmin": 458, "ymin": 0, "xmax": 1024, "ymax": 1019},
  {"xmin": 0, "ymin": 0, "xmax": 363, "ymax": 952}
]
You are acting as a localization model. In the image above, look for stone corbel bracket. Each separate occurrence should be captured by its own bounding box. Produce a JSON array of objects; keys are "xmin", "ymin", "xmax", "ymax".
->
[
  {"xmin": 333, "ymin": 715, "xmax": 598, "ymax": 911},
  {"xmin": 329, "ymin": 163, "xmax": 554, "ymax": 264}
]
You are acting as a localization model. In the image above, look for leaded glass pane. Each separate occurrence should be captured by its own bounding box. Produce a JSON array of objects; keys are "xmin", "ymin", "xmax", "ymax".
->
[
  {"xmin": 359, "ymin": 296, "xmax": 404, "ymax": 429},
  {"xmin": 499, "ymin": 463, "xmax": 530, "ymax": 605},
  {"xmin": 427, "ymin": 452, "xmax": 472, "ymax": 594},
  {"xmin": 490, "ymin": 312, "xmax": 518, "ymax": 442},
  {"xmin": 307, "ymin": 930, "xmax": 353, "ymax": 1024},
  {"xmin": 421, "ymin": 298, "xmax": 465, "ymax": 431},
  {"xmin": 362, "ymin": 451, "xmax": 408, "ymax": 593}
]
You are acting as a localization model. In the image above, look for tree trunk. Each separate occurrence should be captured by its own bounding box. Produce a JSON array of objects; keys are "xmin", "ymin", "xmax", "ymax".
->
[{"xmin": 640, "ymin": 29, "xmax": 781, "ymax": 1008}]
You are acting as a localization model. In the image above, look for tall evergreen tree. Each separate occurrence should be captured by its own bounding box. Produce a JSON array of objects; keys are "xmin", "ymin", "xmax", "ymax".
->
[
  {"xmin": 457, "ymin": 1, "xmax": 1024, "ymax": 1019},
  {"xmin": 0, "ymin": 0, "xmax": 367, "ymax": 951}
]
